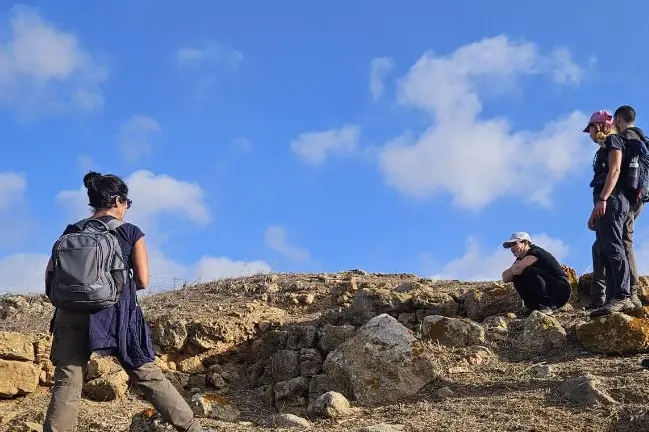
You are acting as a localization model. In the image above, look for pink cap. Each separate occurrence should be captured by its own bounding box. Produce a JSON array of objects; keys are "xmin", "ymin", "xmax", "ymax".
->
[{"xmin": 583, "ymin": 110, "xmax": 613, "ymax": 133}]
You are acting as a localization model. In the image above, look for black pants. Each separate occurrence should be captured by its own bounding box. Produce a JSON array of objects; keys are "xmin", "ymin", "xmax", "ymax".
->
[
  {"xmin": 591, "ymin": 199, "xmax": 642, "ymax": 304},
  {"xmin": 513, "ymin": 266, "xmax": 571, "ymax": 310},
  {"xmin": 595, "ymin": 192, "xmax": 631, "ymax": 300}
]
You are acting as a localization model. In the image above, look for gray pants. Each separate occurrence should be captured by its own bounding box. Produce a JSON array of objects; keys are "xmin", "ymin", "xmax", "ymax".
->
[
  {"xmin": 592, "ymin": 200, "xmax": 643, "ymax": 305},
  {"xmin": 43, "ymin": 309, "xmax": 201, "ymax": 432}
]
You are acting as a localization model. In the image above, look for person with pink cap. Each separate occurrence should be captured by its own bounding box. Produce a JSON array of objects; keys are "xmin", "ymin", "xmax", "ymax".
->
[
  {"xmin": 584, "ymin": 109, "xmax": 634, "ymax": 317},
  {"xmin": 589, "ymin": 105, "xmax": 646, "ymax": 312}
]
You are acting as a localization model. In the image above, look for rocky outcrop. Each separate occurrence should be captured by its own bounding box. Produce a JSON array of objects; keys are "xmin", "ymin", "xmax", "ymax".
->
[
  {"xmin": 421, "ymin": 315, "xmax": 485, "ymax": 347},
  {"xmin": 0, "ymin": 360, "xmax": 39, "ymax": 397},
  {"xmin": 514, "ymin": 311, "xmax": 567, "ymax": 357},
  {"xmin": 576, "ymin": 313, "xmax": 649, "ymax": 354},
  {"xmin": 322, "ymin": 314, "xmax": 439, "ymax": 406},
  {"xmin": 463, "ymin": 283, "xmax": 522, "ymax": 322}
]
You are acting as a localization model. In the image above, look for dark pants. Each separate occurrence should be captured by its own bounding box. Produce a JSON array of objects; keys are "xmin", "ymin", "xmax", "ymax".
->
[
  {"xmin": 592, "ymin": 201, "xmax": 643, "ymax": 304},
  {"xmin": 594, "ymin": 192, "xmax": 631, "ymax": 301},
  {"xmin": 512, "ymin": 266, "xmax": 571, "ymax": 310}
]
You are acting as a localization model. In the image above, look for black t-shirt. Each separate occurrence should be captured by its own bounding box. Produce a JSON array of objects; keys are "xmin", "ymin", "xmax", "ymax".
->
[
  {"xmin": 591, "ymin": 134, "xmax": 625, "ymax": 194},
  {"xmin": 519, "ymin": 245, "xmax": 568, "ymax": 284}
]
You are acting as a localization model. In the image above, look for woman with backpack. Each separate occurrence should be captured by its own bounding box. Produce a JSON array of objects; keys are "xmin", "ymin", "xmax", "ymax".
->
[
  {"xmin": 584, "ymin": 110, "xmax": 634, "ymax": 318},
  {"xmin": 43, "ymin": 172, "xmax": 210, "ymax": 432}
]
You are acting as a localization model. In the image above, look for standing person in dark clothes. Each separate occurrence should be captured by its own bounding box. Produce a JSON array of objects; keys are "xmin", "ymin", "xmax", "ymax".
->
[
  {"xmin": 501, "ymin": 232, "xmax": 571, "ymax": 315},
  {"xmin": 43, "ymin": 172, "xmax": 215, "ymax": 432},
  {"xmin": 591, "ymin": 105, "xmax": 646, "ymax": 310},
  {"xmin": 585, "ymin": 110, "xmax": 634, "ymax": 317}
]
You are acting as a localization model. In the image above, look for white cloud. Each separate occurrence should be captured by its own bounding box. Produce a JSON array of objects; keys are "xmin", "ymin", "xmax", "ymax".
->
[
  {"xmin": 291, "ymin": 124, "xmax": 360, "ymax": 165},
  {"xmin": 0, "ymin": 253, "xmax": 50, "ymax": 294},
  {"xmin": 56, "ymin": 170, "xmax": 210, "ymax": 234},
  {"xmin": 144, "ymin": 250, "xmax": 271, "ymax": 293},
  {"xmin": 430, "ymin": 233, "xmax": 569, "ymax": 281},
  {"xmin": 176, "ymin": 41, "xmax": 243, "ymax": 68},
  {"xmin": 0, "ymin": 172, "xmax": 26, "ymax": 212},
  {"xmin": 265, "ymin": 225, "xmax": 309, "ymax": 262},
  {"xmin": 378, "ymin": 35, "xmax": 591, "ymax": 209},
  {"xmin": 369, "ymin": 57, "xmax": 394, "ymax": 101},
  {"xmin": 117, "ymin": 115, "xmax": 161, "ymax": 163},
  {"xmin": 0, "ymin": 5, "xmax": 108, "ymax": 115}
]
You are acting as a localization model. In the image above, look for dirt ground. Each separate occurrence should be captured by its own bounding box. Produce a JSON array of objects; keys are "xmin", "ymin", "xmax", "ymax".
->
[{"xmin": 1, "ymin": 272, "xmax": 648, "ymax": 432}]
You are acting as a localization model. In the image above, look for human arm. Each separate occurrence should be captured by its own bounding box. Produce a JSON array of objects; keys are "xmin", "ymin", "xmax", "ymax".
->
[
  {"xmin": 502, "ymin": 267, "xmax": 514, "ymax": 283},
  {"xmin": 594, "ymin": 139, "xmax": 624, "ymax": 218},
  {"xmin": 510, "ymin": 255, "xmax": 538, "ymax": 276},
  {"xmin": 131, "ymin": 237, "xmax": 149, "ymax": 289}
]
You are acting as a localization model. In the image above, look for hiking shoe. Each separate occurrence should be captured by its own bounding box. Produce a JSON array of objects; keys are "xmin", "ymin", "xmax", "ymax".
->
[
  {"xmin": 538, "ymin": 307, "xmax": 555, "ymax": 316},
  {"xmin": 630, "ymin": 286, "xmax": 643, "ymax": 309},
  {"xmin": 589, "ymin": 298, "xmax": 635, "ymax": 318}
]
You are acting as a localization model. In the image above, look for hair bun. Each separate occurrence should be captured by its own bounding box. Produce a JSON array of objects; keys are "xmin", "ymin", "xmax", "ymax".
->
[{"xmin": 83, "ymin": 171, "xmax": 102, "ymax": 189}]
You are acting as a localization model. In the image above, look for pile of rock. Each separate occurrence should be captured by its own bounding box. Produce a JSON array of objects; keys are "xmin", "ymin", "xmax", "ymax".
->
[{"xmin": 0, "ymin": 331, "xmax": 53, "ymax": 398}]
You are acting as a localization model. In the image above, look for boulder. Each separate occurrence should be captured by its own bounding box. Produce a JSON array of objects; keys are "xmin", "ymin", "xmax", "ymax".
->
[
  {"xmin": 86, "ymin": 355, "xmax": 123, "ymax": 380},
  {"xmin": 273, "ymin": 413, "xmax": 311, "ymax": 429},
  {"xmin": 464, "ymin": 283, "xmax": 522, "ymax": 322},
  {"xmin": 349, "ymin": 288, "xmax": 411, "ymax": 325},
  {"xmin": 150, "ymin": 319, "xmax": 188, "ymax": 352},
  {"xmin": 83, "ymin": 370, "xmax": 129, "ymax": 401},
  {"xmin": 576, "ymin": 273, "xmax": 597, "ymax": 308},
  {"xmin": 271, "ymin": 350, "xmax": 300, "ymax": 383},
  {"xmin": 286, "ymin": 326, "xmax": 318, "ymax": 350},
  {"xmin": 322, "ymin": 313, "xmax": 439, "ymax": 406},
  {"xmin": 309, "ymin": 391, "xmax": 353, "ymax": 418},
  {"xmin": 515, "ymin": 311, "xmax": 567, "ymax": 356},
  {"xmin": 576, "ymin": 313, "xmax": 649, "ymax": 354},
  {"xmin": 274, "ymin": 377, "xmax": 309, "ymax": 414},
  {"xmin": 0, "ymin": 331, "xmax": 35, "ymax": 361},
  {"xmin": 318, "ymin": 325, "xmax": 356, "ymax": 355},
  {"xmin": 559, "ymin": 374, "xmax": 616, "ymax": 407},
  {"xmin": 421, "ymin": 316, "xmax": 485, "ymax": 347},
  {"xmin": 299, "ymin": 348, "xmax": 323, "ymax": 377},
  {"xmin": 0, "ymin": 359, "xmax": 40, "ymax": 397}
]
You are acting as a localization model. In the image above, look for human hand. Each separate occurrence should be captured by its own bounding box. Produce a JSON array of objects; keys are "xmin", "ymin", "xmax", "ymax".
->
[{"xmin": 594, "ymin": 200, "xmax": 607, "ymax": 219}]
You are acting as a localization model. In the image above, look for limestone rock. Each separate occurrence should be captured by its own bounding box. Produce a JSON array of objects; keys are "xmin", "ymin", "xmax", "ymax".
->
[
  {"xmin": 83, "ymin": 370, "xmax": 129, "ymax": 401},
  {"xmin": 299, "ymin": 348, "xmax": 323, "ymax": 377},
  {"xmin": 515, "ymin": 311, "xmax": 567, "ymax": 356},
  {"xmin": 576, "ymin": 313, "xmax": 649, "ymax": 354},
  {"xmin": 286, "ymin": 326, "xmax": 318, "ymax": 350},
  {"xmin": 86, "ymin": 355, "xmax": 123, "ymax": 380},
  {"xmin": 349, "ymin": 288, "xmax": 411, "ymax": 325},
  {"xmin": 559, "ymin": 374, "xmax": 616, "ymax": 407},
  {"xmin": 309, "ymin": 391, "xmax": 353, "ymax": 418},
  {"xmin": 190, "ymin": 392, "xmax": 241, "ymax": 422},
  {"xmin": 176, "ymin": 355, "xmax": 205, "ymax": 374},
  {"xmin": 35, "ymin": 334, "xmax": 54, "ymax": 386},
  {"xmin": 0, "ymin": 331, "xmax": 35, "ymax": 361},
  {"xmin": 421, "ymin": 315, "xmax": 486, "ymax": 347},
  {"xmin": 271, "ymin": 349, "xmax": 300, "ymax": 383},
  {"xmin": 317, "ymin": 324, "xmax": 356, "ymax": 355},
  {"xmin": 410, "ymin": 291, "xmax": 459, "ymax": 318},
  {"xmin": 464, "ymin": 283, "xmax": 522, "ymax": 322},
  {"xmin": 322, "ymin": 313, "xmax": 439, "ymax": 406},
  {"xmin": 0, "ymin": 359, "xmax": 39, "ymax": 397},
  {"xmin": 576, "ymin": 273, "xmax": 596, "ymax": 308},
  {"xmin": 275, "ymin": 377, "xmax": 309, "ymax": 414},
  {"xmin": 273, "ymin": 413, "xmax": 311, "ymax": 429},
  {"xmin": 150, "ymin": 319, "xmax": 187, "ymax": 352}
]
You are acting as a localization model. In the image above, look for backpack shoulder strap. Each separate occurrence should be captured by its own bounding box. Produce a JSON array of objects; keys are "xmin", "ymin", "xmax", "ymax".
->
[{"xmin": 104, "ymin": 218, "xmax": 124, "ymax": 231}]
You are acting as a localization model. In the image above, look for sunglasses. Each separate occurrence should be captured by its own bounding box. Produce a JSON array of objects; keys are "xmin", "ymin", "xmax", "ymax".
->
[{"xmin": 112, "ymin": 195, "xmax": 132, "ymax": 209}]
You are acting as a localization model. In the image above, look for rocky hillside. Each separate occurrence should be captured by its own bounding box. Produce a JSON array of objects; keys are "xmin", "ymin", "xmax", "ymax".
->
[{"xmin": 2, "ymin": 270, "xmax": 649, "ymax": 432}]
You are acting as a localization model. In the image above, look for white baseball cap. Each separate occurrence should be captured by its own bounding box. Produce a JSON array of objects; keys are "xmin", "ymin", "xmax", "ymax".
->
[{"xmin": 502, "ymin": 232, "xmax": 532, "ymax": 248}]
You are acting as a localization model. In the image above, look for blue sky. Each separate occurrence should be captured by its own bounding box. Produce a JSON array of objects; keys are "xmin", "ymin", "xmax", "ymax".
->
[{"xmin": 1, "ymin": 0, "xmax": 649, "ymax": 293}]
